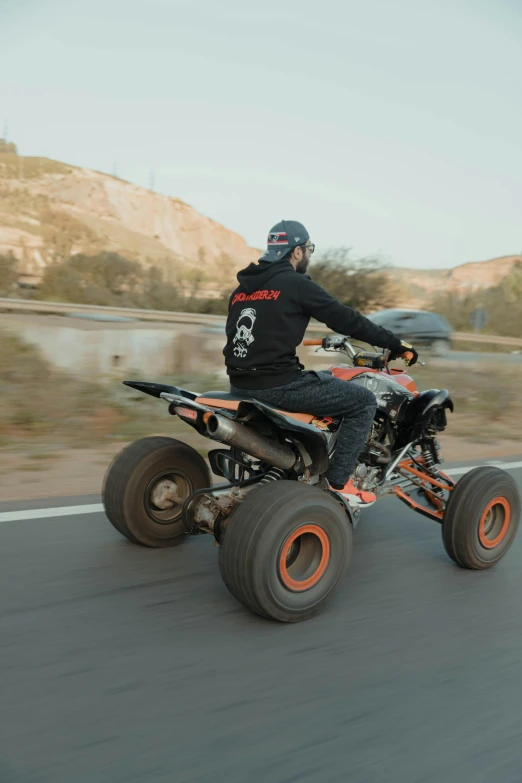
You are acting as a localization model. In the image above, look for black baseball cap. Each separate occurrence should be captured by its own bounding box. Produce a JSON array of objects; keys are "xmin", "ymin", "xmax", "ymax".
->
[{"xmin": 259, "ymin": 220, "xmax": 310, "ymax": 262}]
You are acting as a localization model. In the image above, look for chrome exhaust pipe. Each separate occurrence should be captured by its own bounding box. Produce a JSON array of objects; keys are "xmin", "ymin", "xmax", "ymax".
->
[{"xmin": 205, "ymin": 414, "xmax": 297, "ymax": 471}]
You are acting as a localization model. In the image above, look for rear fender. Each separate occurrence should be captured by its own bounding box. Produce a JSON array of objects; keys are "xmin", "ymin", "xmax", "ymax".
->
[
  {"xmin": 395, "ymin": 388, "xmax": 453, "ymax": 449},
  {"xmin": 419, "ymin": 389, "xmax": 454, "ymax": 416},
  {"xmin": 123, "ymin": 384, "xmax": 216, "ymax": 437},
  {"xmin": 123, "ymin": 381, "xmax": 198, "ymax": 400}
]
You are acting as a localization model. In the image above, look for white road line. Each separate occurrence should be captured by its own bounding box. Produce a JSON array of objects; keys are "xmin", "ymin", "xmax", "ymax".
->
[
  {"xmin": 0, "ymin": 503, "xmax": 104, "ymax": 524},
  {"xmin": 1, "ymin": 459, "xmax": 522, "ymax": 523}
]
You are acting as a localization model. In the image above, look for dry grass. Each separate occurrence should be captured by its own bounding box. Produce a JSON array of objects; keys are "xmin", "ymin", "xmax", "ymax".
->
[
  {"xmin": 0, "ymin": 153, "xmax": 72, "ymax": 179},
  {"xmin": 451, "ymin": 339, "xmax": 517, "ymax": 354},
  {"xmin": 409, "ymin": 361, "xmax": 522, "ymax": 442},
  {"xmin": 1, "ymin": 327, "xmax": 521, "ymax": 451},
  {"xmin": 0, "ymin": 327, "xmax": 218, "ymax": 451}
]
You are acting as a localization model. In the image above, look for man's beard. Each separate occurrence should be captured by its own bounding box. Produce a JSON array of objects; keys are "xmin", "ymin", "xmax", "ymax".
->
[{"xmin": 296, "ymin": 256, "xmax": 310, "ymax": 274}]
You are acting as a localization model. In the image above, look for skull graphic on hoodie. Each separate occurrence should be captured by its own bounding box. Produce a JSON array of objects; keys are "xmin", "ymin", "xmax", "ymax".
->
[{"xmin": 233, "ymin": 308, "xmax": 257, "ymax": 358}]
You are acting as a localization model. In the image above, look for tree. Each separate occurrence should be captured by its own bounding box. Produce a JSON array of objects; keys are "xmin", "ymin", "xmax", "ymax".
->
[
  {"xmin": 0, "ymin": 253, "xmax": 20, "ymax": 296},
  {"xmin": 309, "ymin": 248, "xmax": 398, "ymax": 313},
  {"xmin": 140, "ymin": 265, "xmax": 186, "ymax": 311},
  {"xmin": 37, "ymin": 252, "xmax": 144, "ymax": 306},
  {"xmin": 39, "ymin": 208, "xmax": 102, "ymax": 265},
  {"xmin": 34, "ymin": 250, "xmax": 235, "ymax": 315},
  {"xmin": 184, "ymin": 290, "xmax": 230, "ymax": 315}
]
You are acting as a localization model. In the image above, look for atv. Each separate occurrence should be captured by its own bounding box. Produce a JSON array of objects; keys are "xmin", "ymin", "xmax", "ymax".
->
[{"xmin": 102, "ymin": 335, "xmax": 520, "ymax": 622}]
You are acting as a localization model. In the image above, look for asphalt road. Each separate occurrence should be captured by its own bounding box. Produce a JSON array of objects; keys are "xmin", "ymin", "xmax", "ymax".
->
[{"xmin": 1, "ymin": 459, "xmax": 522, "ymax": 783}]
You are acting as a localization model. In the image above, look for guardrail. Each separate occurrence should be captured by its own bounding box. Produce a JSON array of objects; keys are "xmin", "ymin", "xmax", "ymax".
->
[
  {"xmin": 452, "ymin": 332, "xmax": 522, "ymax": 347},
  {"xmin": 0, "ymin": 297, "xmax": 226, "ymax": 326},
  {"xmin": 1, "ymin": 298, "xmax": 521, "ymax": 346}
]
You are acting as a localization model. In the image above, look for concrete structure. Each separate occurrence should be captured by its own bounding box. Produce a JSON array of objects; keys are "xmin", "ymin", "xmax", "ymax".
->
[{"xmin": 0, "ymin": 313, "xmax": 228, "ymax": 381}]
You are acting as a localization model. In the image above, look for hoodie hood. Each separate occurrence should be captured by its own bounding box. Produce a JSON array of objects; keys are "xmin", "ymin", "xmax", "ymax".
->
[{"xmin": 236, "ymin": 260, "xmax": 295, "ymax": 294}]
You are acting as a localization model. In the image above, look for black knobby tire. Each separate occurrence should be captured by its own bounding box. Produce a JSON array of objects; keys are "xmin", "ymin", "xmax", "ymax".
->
[
  {"xmin": 442, "ymin": 466, "xmax": 520, "ymax": 569},
  {"xmin": 102, "ymin": 436, "xmax": 211, "ymax": 547},
  {"xmin": 218, "ymin": 480, "xmax": 352, "ymax": 623}
]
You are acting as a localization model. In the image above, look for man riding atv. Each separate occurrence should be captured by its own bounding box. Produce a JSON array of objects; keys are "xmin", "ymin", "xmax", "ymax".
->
[
  {"xmin": 103, "ymin": 219, "xmax": 519, "ymax": 622},
  {"xmin": 223, "ymin": 220, "xmax": 418, "ymax": 508}
]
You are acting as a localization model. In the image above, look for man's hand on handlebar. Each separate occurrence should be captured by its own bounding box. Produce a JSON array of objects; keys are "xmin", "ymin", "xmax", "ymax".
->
[
  {"xmin": 389, "ymin": 341, "xmax": 419, "ymax": 367},
  {"xmin": 303, "ymin": 335, "xmax": 420, "ymax": 367}
]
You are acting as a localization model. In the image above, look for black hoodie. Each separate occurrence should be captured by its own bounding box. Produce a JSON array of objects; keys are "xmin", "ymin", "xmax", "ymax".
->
[{"xmin": 223, "ymin": 260, "xmax": 403, "ymax": 389}]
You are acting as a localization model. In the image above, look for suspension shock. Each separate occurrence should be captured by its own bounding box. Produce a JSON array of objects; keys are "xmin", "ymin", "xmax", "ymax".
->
[
  {"xmin": 256, "ymin": 467, "xmax": 286, "ymax": 487},
  {"xmin": 421, "ymin": 443, "xmax": 444, "ymax": 498},
  {"xmin": 422, "ymin": 446, "xmax": 436, "ymax": 470}
]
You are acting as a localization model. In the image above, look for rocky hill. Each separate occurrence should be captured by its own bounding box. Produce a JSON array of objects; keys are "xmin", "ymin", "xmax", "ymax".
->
[
  {"xmin": 394, "ymin": 255, "xmax": 522, "ymax": 306},
  {"xmin": 0, "ymin": 143, "xmax": 259, "ymax": 293},
  {"xmin": 0, "ymin": 142, "xmax": 519, "ymax": 302}
]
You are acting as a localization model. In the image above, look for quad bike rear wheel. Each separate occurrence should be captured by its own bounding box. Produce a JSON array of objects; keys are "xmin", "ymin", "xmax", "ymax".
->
[
  {"xmin": 102, "ymin": 436, "xmax": 211, "ymax": 547},
  {"xmin": 219, "ymin": 481, "xmax": 352, "ymax": 622},
  {"xmin": 442, "ymin": 466, "xmax": 520, "ymax": 569}
]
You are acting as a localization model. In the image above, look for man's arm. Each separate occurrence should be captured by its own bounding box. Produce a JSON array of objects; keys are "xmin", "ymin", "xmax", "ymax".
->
[{"xmin": 297, "ymin": 276, "xmax": 403, "ymax": 352}]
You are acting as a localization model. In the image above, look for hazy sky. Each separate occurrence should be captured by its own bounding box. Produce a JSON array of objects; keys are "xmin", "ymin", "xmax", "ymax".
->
[{"xmin": 2, "ymin": 0, "xmax": 521, "ymax": 268}]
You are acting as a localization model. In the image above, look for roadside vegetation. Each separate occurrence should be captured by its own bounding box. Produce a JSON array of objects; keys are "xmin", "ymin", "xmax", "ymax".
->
[
  {"xmin": 0, "ymin": 326, "xmax": 216, "ymax": 452},
  {"xmin": 1, "ymin": 327, "xmax": 521, "ymax": 453},
  {"xmin": 408, "ymin": 361, "xmax": 522, "ymax": 443},
  {"xmin": 302, "ymin": 248, "xmax": 400, "ymax": 312},
  {"xmin": 429, "ymin": 262, "xmax": 522, "ymax": 338},
  {"xmin": 1, "ymin": 247, "xmax": 400, "ymax": 318},
  {"xmin": 0, "ymin": 251, "xmax": 231, "ymax": 315},
  {"xmin": 1, "ymin": 247, "xmax": 521, "ymax": 451},
  {"xmin": 3, "ymin": 249, "xmax": 522, "ymax": 339}
]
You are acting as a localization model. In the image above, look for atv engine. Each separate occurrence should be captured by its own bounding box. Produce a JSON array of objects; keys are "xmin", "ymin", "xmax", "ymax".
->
[{"xmin": 358, "ymin": 414, "xmax": 391, "ymax": 467}]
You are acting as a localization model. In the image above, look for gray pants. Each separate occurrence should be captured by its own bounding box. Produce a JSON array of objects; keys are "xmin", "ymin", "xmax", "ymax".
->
[{"xmin": 231, "ymin": 371, "xmax": 377, "ymax": 487}]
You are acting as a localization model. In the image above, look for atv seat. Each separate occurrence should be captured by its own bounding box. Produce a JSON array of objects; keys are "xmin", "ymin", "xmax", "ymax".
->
[
  {"xmin": 196, "ymin": 391, "xmax": 316, "ymax": 424},
  {"xmin": 199, "ymin": 390, "xmax": 258, "ymax": 403}
]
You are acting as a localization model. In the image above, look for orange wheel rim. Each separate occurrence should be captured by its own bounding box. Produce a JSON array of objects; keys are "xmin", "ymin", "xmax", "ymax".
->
[
  {"xmin": 279, "ymin": 524, "xmax": 330, "ymax": 592},
  {"xmin": 479, "ymin": 497, "xmax": 511, "ymax": 549}
]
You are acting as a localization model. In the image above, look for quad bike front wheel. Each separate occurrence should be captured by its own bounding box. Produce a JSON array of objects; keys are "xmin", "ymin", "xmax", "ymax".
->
[
  {"xmin": 219, "ymin": 481, "xmax": 352, "ymax": 622},
  {"xmin": 102, "ymin": 436, "xmax": 211, "ymax": 547},
  {"xmin": 442, "ymin": 466, "xmax": 520, "ymax": 569}
]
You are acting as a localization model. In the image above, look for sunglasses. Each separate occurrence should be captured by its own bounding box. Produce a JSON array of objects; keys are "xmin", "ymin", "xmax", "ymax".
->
[{"xmin": 301, "ymin": 243, "xmax": 315, "ymax": 254}]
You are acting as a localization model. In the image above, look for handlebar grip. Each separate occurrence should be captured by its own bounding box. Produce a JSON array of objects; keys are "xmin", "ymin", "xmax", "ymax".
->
[
  {"xmin": 303, "ymin": 339, "xmax": 323, "ymax": 346},
  {"xmin": 403, "ymin": 351, "xmax": 414, "ymax": 362}
]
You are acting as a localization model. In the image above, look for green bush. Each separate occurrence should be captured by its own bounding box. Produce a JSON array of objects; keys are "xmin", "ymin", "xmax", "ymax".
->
[
  {"xmin": 36, "ymin": 251, "xmax": 231, "ymax": 314},
  {"xmin": 0, "ymin": 253, "xmax": 20, "ymax": 296},
  {"xmin": 310, "ymin": 248, "xmax": 398, "ymax": 313}
]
